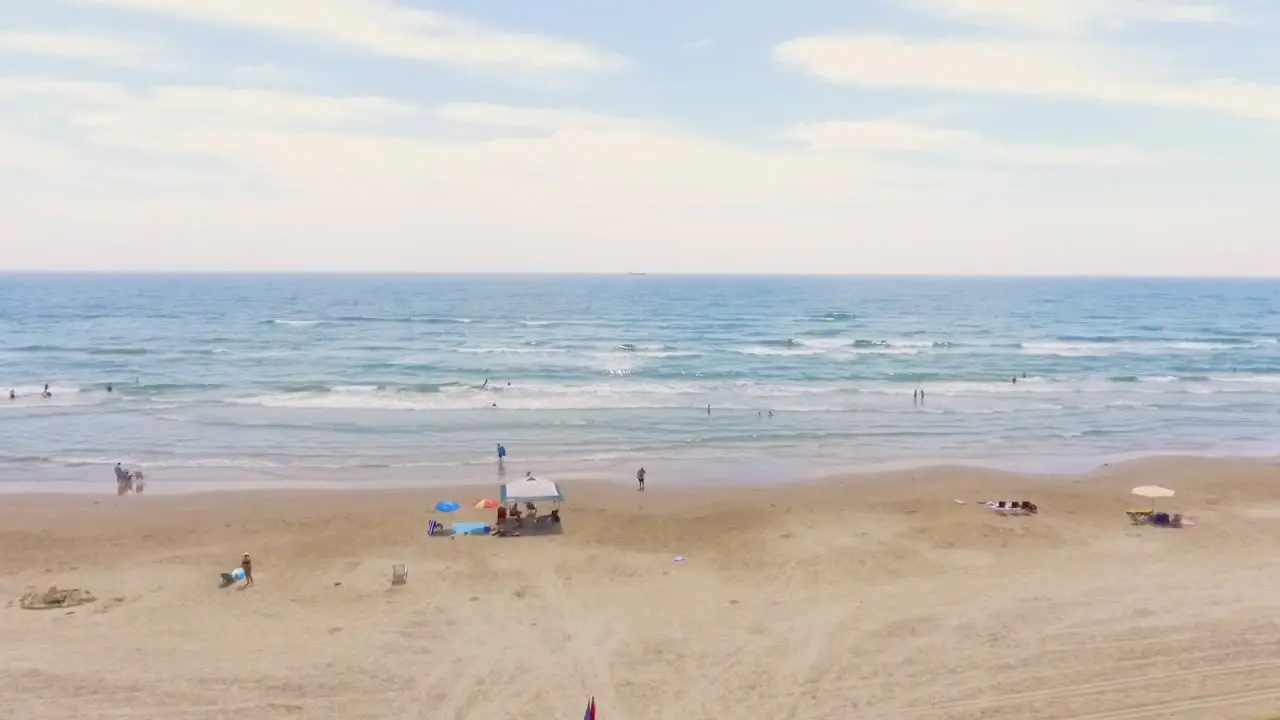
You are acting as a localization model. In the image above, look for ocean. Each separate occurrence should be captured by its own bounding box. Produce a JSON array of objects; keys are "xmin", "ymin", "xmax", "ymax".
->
[{"xmin": 1, "ymin": 274, "xmax": 1277, "ymax": 493}]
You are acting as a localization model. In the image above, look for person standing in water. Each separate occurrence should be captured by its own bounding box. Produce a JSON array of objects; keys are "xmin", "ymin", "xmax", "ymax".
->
[
  {"xmin": 107, "ymin": 382, "xmax": 113, "ymax": 393},
  {"xmin": 636, "ymin": 466, "xmax": 646, "ymax": 491},
  {"xmin": 496, "ymin": 443, "xmax": 506, "ymax": 466}
]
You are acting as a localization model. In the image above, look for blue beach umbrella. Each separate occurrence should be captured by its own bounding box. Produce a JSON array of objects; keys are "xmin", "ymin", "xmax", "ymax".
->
[{"xmin": 434, "ymin": 500, "xmax": 460, "ymax": 513}]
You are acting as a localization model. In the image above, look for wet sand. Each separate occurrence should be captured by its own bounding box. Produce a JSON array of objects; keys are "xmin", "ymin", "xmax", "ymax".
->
[{"xmin": 2, "ymin": 456, "xmax": 1280, "ymax": 719}]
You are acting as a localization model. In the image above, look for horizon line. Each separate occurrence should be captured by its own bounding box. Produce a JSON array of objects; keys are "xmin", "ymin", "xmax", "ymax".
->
[{"xmin": 1, "ymin": 270, "xmax": 1280, "ymax": 281}]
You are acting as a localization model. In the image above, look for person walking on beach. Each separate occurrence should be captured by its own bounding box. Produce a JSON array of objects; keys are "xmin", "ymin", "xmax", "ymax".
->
[
  {"xmin": 241, "ymin": 553, "xmax": 254, "ymax": 587},
  {"xmin": 637, "ymin": 466, "xmax": 646, "ymax": 491}
]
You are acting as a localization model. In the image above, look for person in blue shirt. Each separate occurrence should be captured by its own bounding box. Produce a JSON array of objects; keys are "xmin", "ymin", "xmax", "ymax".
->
[{"xmin": 496, "ymin": 444, "xmax": 506, "ymax": 465}]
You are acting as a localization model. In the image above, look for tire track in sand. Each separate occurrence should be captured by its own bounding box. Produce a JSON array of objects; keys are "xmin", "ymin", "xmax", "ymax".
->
[
  {"xmin": 540, "ymin": 571, "xmax": 627, "ymax": 720},
  {"xmin": 1065, "ymin": 685, "xmax": 1280, "ymax": 720},
  {"xmin": 864, "ymin": 657, "xmax": 1280, "ymax": 719}
]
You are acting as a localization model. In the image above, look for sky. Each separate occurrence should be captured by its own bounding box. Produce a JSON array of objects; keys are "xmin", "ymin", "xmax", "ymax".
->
[{"xmin": 1, "ymin": 0, "xmax": 1278, "ymax": 275}]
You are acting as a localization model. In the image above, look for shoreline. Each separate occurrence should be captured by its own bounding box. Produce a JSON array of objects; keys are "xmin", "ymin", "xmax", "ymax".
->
[{"xmin": 4, "ymin": 448, "xmax": 1278, "ymax": 497}]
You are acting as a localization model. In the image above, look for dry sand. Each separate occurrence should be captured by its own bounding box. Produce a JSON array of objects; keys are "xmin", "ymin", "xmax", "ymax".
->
[{"xmin": 3, "ymin": 456, "xmax": 1280, "ymax": 719}]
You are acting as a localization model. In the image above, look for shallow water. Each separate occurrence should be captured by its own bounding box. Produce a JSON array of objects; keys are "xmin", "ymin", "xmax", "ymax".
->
[{"xmin": 2, "ymin": 274, "xmax": 1278, "ymax": 492}]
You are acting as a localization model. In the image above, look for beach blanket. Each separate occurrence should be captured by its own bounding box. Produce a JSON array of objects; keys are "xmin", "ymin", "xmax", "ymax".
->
[
  {"xmin": 451, "ymin": 522, "xmax": 492, "ymax": 536},
  {"xmin": 428, "ymin": 520, "xmax": 492, "ymax": 536}
]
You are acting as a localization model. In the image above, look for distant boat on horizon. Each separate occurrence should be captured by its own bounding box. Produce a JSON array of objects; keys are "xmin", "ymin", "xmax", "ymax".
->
[{"xmin": 627, "ymin": 272, "xmax": 648, "ymax": 276}]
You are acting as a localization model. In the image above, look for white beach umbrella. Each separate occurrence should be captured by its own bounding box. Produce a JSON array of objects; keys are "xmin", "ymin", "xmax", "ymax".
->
[{"xmin": 1131, "ymin": 485, "xmax": 1175, "ymax": 511}]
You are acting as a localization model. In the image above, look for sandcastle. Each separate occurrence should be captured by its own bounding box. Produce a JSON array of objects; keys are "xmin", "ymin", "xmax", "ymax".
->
[{"xmin": 19, "ymin": 586, "xmax": 97, "ymax": 610}]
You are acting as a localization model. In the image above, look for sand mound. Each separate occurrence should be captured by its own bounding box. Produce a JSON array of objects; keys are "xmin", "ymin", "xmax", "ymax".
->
[{"xmin": 20, "ymin": 586, "xmax": 97, "ymax": 610}]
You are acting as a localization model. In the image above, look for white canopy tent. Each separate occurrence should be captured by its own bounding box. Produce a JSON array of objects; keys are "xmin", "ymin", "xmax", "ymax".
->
[{"xmin": 500, "ymin": 475, "xmax": 565, "ymax": 504}]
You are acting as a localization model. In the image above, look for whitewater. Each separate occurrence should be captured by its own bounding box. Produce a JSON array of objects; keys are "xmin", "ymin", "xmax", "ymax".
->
[{"xmin": 1, "ymin": 274, "xmax": 1278, "ymax": 491}]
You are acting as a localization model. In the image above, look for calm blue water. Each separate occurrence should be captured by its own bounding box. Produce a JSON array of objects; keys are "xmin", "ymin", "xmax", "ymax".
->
[{"xmin": 1, "ymin": 274, "xmax": 1278, "ymax": 493}]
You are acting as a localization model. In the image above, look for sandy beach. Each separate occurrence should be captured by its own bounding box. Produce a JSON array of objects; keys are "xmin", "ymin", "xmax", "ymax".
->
[{"xmin": 3, "ymin": 457, "xmax": 1280, "ymax": 719}]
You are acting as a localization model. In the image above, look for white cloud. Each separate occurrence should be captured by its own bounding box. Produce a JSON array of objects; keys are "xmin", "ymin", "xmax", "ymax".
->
[
  {"xmin": 5, "ymin": 72, "xmax": 1262, "ymax": 274},
  {"xmin": 0, "ymin": 30, "xmax": 173, "ymax": 69},
  {"xmin": 434, "ymin": 102, "xmax": 641, "ymax": 131},
  {"xmin": 2, "ymin": 79, "xmax": 969, "ymax": 271},
  {"xmin": 0, "ymin": 76, "xmax": 129, "ymax": 104},
  {"xmin": 789, "ymin": 119, "xmax": 1146, "ymax": 165},
  {"xmin": 906, "ymin": 0, "xmax": 1228, "ymax": 32},
  {"xmin": 140, "ymin": 86, "xmax": 419, "ymax": 125},
  {"xmin": 774, "ymin": 35, "xmax": 1280, "ymax": 121},
  {"xmin": 46, "ymin": 84, "xmax": 900, "ymax": 198},
  {"xmin": 792, "ymin": 119, "xmax": 971, "ymax": 152},
  {"xmin": 71, "ymin": 0, "xmax": 624, "ymax": 76},
  {"xmin": 228, "ymin": 62, "xmax": 308, "ymax": 86},
  {"xmin": 0, "ymin": 130, "xmax": 82, "ymax": 172},
  {"xmin": 1, "ymin": 78, "xmax": 417, "ymax": 135}
]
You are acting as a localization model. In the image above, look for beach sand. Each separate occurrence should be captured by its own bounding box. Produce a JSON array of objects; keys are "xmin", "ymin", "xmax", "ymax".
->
[{"xmin": 3, "ymin": 457, "xmax": 1280, "ymax": 719}]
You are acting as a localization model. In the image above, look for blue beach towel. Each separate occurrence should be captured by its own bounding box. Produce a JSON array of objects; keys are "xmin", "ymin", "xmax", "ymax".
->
[{"xmin": 451, "ymin": 522, "xmax": 492, "ymax": 536}]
